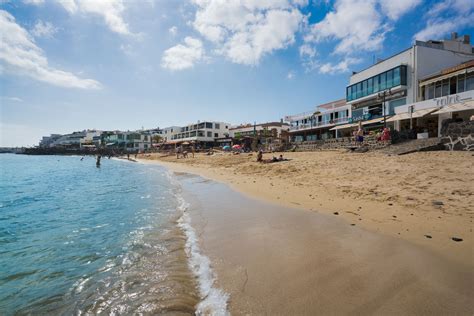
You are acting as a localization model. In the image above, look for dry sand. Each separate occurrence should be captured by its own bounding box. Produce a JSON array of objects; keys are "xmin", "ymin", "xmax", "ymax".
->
[{"xmin": 140, "ymin": 150, "xmax": 473, "ymax": 265}]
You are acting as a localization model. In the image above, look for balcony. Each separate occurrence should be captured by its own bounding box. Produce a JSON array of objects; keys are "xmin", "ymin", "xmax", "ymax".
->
[{"xmin": 289, "ymin": 117, "xmax": 349, "ymax": 132}]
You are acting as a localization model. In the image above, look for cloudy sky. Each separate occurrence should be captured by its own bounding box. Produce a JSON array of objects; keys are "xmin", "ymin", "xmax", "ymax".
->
[{"xmin": 1, "ymin": 0, "xmax": 473, "ymax": 146}]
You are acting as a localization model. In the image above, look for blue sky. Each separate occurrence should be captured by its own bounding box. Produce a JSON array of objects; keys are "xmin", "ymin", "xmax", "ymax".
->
[{"xmin": 1, "ymin": 0, "xmax": 473, "ymax": 146}]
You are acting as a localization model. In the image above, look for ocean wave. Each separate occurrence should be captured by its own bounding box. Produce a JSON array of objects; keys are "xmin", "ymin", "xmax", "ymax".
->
[{"xmin": 169, "ymin": 170, "xmax": 229, "ymax": 316}]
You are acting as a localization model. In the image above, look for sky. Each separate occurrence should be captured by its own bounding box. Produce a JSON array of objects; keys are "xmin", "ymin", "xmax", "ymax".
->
[{"xmin": 1, "ymin": 0, "xmax": 473, "ymax": 147}]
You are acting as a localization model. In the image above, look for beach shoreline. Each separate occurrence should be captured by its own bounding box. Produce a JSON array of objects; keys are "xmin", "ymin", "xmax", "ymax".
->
[
  {"xmin": 173, "ymin": 168, "xmax": 473, "ymax": 315},
  {"xmin": 139, "ymin": 150, "xmax": 473, "ymax": 266}
]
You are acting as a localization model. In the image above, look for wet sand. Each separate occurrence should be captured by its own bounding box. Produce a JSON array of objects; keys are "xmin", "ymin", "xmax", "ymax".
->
[
  {"xmin": 140, "ymin": 151, "xmax": 474, "ymax": 265},
  {"xmin": 177, "ymin": 173, "xmax": 473, "ymax": 315}
]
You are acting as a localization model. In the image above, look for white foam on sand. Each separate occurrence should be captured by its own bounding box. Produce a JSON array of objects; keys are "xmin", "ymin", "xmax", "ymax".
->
[{"xmin": 167, "ymin": 171, "xmax": 229, "ymax": 316}]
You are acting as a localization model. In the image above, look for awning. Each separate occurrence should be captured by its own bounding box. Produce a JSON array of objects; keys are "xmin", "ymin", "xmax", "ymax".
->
[
  {"xmin": 329, "ymin": 123, "xmax": 357, "ymax": 130},
  {"xmin": 362, "ymin": 118, "xmax": 386, "ymax": 125},
  {"xmin": 431, "ymin": 100, "xmax": 474, "ymax": 115},
  {"xmin": 420, "ymin": 67, "xmax": 474, "ymax": 87},
  {"xmin": 386, "ymin": 107, "xmax": 438, "ymax": 122},
  {"xmin": 386, "ymin": 112, "xmax": 411, "ymax": 122}
]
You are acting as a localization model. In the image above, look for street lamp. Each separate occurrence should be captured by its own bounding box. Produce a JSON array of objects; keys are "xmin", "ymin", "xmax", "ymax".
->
[{"xmin": 377, "ymin": 88, "xmax": 392, "ymax": 128}]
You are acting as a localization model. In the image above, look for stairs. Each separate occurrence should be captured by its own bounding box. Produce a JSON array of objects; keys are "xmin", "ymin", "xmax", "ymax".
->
[{"xmin": 379, "ymin": 138, "xmax": 444, "ymax": 155}]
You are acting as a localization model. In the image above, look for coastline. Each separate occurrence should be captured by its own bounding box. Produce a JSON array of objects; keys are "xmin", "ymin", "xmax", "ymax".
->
[
  {"xmin": 138, "ymin": 150, "xmax": 474, "ymax": 266},
  {"xmin": 172, "ymin": 169, "xmax": 473, "ymax": 315}
]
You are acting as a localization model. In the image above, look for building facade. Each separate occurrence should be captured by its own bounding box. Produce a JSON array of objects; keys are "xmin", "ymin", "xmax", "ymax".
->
[
  {"xmin": 169, "ymin": 121, "xmax": 230, "ymax": 145},
  {"xmin": 388, "ymin": 59, "xmax": 474, "ymax": 137},
  {"xmin": 285, "ymin": 99, "xmax": 350, "ymax": 142},
  {"xmin": 336, "ymin": 33, "xmax": 473, "ymax": 134}
]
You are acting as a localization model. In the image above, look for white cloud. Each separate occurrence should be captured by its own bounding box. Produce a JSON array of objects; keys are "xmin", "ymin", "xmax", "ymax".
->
[
  {"xmin": 413, "ymin": 0, "xmax": 474, "ymax": 41},
  {"xmin": 318, "ymin": 57, "xmax": 361, "ymax": 74},
  {"xmin": 299, "ymin": 44, "xmax": 316, "ymax": 58},
  {"xmin": 169, "ymin": 26, "xmax": 178, "ymax": 36},
  {"xmin": 1, "ymin": 96, "xmax": 23, "ymax": 102},
  {"xmin": 22, "ymin": 0, "xmax": 44, "ymax": 4},
  {"xmin": 36, "ymin": 0, "xmax": 131, "ymax": 36},
  {"xmin": 379, "ymin": 0, "xmax": 422, "ymax": 20},
  {"xmin": 305, "ymin": 0, "xmax": 386, "ymax": 54},
  {"xmin": 31, "ymin": 20, "xmax": 58, "ymax": 38},
  {"xmin": 161, "ymin": 37, "xmax": 204, "ymax": 71},
  {"xmin": 0, "ymin": 10, "xmax": 102, "ymax": 89},
  {"xmin": 191, "ymin": 0, "xmax": 306, "ymax": 65},
  {"xmin": 287, "ymin": 71, "xmax": 295, "ymax": 79}
]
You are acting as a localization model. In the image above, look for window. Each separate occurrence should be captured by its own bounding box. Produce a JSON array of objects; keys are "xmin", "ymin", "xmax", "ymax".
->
[
  {"xmin": 347, "ymin": 87, "xmax": 351, "ymax": 101},
  {"xmin": 198, "ymin": 123, "xmax": 205, "ymax": 129},
  {"xmin": 428, "ymin": 84, "xmax": 435, "ymax": 99},
  {"xmin": 207, "ymin": 131, "xmax": 212, "ymax": 137},
  {"xmin": 205, "ymin": 122, "xmax": 213, "ymax": 128},
  {"xmin": 380, "ymin": 72, "xmax": 386, "ymax": 90},
  {"xmin": 435, "ymin": 82, "xmax": 442, "ymax": 98},
  {"xmin": 357, "ymin": 82, "xmax": 363, "ymax": 98},
  {"xmin": 400, "ymin": 65, "xmax": 407, "ymax": 85},
  {"xmin": 362, "ymin": 80, "xmax": 367, "ymax": 96},
  {"xmin": 214, "ymin": 133, "xmax": 218, "ymax": 138},
  {"xmin": 386, "ymin": 70, "xmax": 393, "ymax": 87},
  {"xmin": 466, "ymin": 73, "xmax": 474, "ymax": 91},
  {"xmin": 458, "ymin": 76, "xmax": 465, "ymax": 93},
  {"xmin": 393, "ymin": 67, "xmax": 401, "ymax": 86},
  {"xmin": 441, "ymin": 79, "xmax": 449, "ymax": 96},
  {"xmin": 215, "ymin": 123, "xmax": 220, "ymax": 129},
  {"xmin": 352, "ymin": 85, "xmax": 357, "ymax": 100},
  {"xmin": 367, "ymin": 78, "xmax": 373, "ymax": 94},
  {"xmin": 374, "ymin": 74, "xmax": 380, "ymax": 92}
]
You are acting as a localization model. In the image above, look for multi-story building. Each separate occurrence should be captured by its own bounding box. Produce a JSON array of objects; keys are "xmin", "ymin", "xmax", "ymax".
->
[
  {"xmin": 388, "ymin": 59, "xmax": 474, "ymax": 137},
  {"xmin": 51, "ymin": 131, "xmax": 87, "ymax": 148},
  {"xmin": 285, "ymin": 99, "xmax": 350, "ymax": 142},
  {"xmin": 105, "ymin": 131, "xmax": 151, "ymax": 152},
  {"xmin": 161, "ymin": 126, "xmax": 180, "ymax": 142},
  {"xmin": 169, "ymin": 121, "xmax": 231, "ymax": 146},
  {"xmin": 39, "ymin": 134, "xmax": 62, "ymax": 148},
  {"xmin": 336, "ymin": 33, "xmax": 473, "ymax": 134},
  {"xmin": 80, "ymin": 130, "xmax": 102, "ymax": 148}
]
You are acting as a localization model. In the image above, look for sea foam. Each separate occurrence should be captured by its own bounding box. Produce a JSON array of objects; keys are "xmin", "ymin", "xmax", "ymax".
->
[{"xmin": 168, "ymin": 171, "xmax": 230, "ymax": 316}]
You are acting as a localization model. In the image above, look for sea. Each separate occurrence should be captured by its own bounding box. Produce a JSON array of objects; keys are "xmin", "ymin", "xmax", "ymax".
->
[{"xmin": 0, "ymin": 154, "xmax": 228, "ymax": 315}]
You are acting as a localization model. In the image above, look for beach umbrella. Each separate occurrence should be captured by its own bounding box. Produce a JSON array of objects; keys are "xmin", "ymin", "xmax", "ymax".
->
[
  {"xmin": 223, "ymin": 145, "xmax": 231, "ymax": 150},
  {"xmin": 232, "ymin": 144, "xmax": 241, "ymax": 149},
  {"xmin": 181, "ymin": 141, "xmax": 190, "ymax": 145}
]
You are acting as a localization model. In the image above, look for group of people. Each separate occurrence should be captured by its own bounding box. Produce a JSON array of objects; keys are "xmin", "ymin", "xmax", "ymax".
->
[
  {"xmin": 175, "ymin": 145, "xmax": 195, "ymax": 159},
  {"xmin": 256, "ymin": 150, "xmax": 288, "ymax": 163},
  {"xmin": 353, "ymin": 122, "xmax": 391, "ymax": 145}
]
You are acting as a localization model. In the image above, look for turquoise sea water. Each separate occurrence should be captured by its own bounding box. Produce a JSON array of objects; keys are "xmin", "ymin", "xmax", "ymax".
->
[{"xmin": 0, "ymin": 154, "xmax": 213, "ymax": 315}]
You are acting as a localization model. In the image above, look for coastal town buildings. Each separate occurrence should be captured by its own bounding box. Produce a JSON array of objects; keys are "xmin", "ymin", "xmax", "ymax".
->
[
  {"xmin": 169, "ymin": 121, "xmax": 230, "ymax": 146},
  {"xmin": 333, "ymin": 33, "xmax": 474, "ymax": 135},
  {"xmin": 39, "ymin": 134, "xmax": 62, "ymax": 148},
  {"xmin": 228, "ymin": 121, "xmax": 290, "ymax": 148},
  {"xmin": 161, "ymin": 126, "xmax": 180, "ymax": 142},
  {"xmin": 285, "ymin": 99, "xmax": 351, "ymax": 142}
]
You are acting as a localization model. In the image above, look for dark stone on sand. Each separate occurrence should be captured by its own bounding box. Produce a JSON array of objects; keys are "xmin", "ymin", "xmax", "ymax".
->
[
  {"xmin": 350, "ymin": 223, "xmax": 355, "ymax": 226},
  {"xmin": 451, "ymin": 237, "xmax": 463, "ymax": 242},
  {"xmin": 333, "ymin": 212, "xmax": 339, "ymax": 215},
  {"xmin": 410, "ymin": 213, "xmax": 414, "ymax": 216},
  {"xmin": 424, "ymin": 235, "xmax": 432, "ymax": 239},
  {"xmin": 392, "ymin": 215, "xmax": 397, "ymax": 218},
  {"xmin": 388, "ymin": 203, "xmax": 393, "ymax": 206},
  {"xmin": 432, "ymin": 201, "xmax": 444, "ymax": 206}
]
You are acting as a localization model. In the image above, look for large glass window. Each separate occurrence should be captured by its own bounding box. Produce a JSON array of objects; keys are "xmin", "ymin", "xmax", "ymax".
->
[
  {"xmin": 435, "ymin": 82, "xmax": 442, "ymax": 98},
  {"xmin": 380, "ymin": 72, "xmax": 386, "ymax": 90},
  {"xmin": 374, "ymin": 74, "xmax": 380, "ymax": 92},
  {"xmin": 386, "ymin": 70, "xmax": 393, "ymax": 87},
  {"xmin": 205, "ymin": 122, "xmax": 213, "ymax": 128},
  {"xmin": 466, "ymin": 73, "xmax": 474, "ymax": 91},
  {"xmin": 441, "ymin": 79, "xmax": 449, "ymax": 96},
  {"xmin": 458, "ymin": 77, "xmax": 465, "ymax": 93},
  {"xmin": 346, "ymin": 65, "xmax": 407, "ymax": 101},
  {"xmin": 367, "ymin": 78, "xmax": 374, "ymax": 94},
  {"xmin": 215, "ymin": 123, "xmax": 220, "ymax": 129},
  {"xmin": 393, "ymin": 67, "xmax": 401, "ymax": 86}
]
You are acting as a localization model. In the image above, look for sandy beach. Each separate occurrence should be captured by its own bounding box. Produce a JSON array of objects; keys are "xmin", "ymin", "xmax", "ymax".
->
[
  {"xmin": 175, "ymin": 170, "xmax": 473, "ymax": 315},
  {"xmin": 140, "ymin": 150, "xmax": 473, "ymax": 266}
]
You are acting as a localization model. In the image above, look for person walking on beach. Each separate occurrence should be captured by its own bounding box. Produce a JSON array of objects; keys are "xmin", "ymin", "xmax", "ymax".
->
[
  {"xmin": 257, "ymin": 149, "xmax": 263, "ymax": 162},
  {"xmin": 356, "ymin": 122, "xmax": 364, "ymax": 145}
]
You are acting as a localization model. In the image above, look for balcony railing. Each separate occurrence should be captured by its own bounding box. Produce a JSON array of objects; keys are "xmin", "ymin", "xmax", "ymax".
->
[{"xmin": 289, "ymin": 117, "xmax": 350, "ymax": 131}]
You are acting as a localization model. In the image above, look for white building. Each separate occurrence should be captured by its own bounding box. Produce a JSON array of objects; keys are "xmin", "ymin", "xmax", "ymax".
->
[
  {"xmin": 338, "ymin": 33, "xmax": 473, "ymax": 134},
  {"xmin": 285, "ymin": 99, "xmax": 351, "ymax": 141},
  {"xmin": 80, "ymin": 130, "xmax": 102, "ymax": 148},
  {"xmin": 161, "ymin": 126, "xmax": 180, "ymax": 142},
  {"xmin": 39, "ymin": 134, "xmax": 62, "ymax": 148},
  {"xmin": 169, "ymin": 121, "xmax": 230, "ymax": 144},
  {"xmin": 388, "ymin": 59, "xmax": 474, "ymax": 137}
]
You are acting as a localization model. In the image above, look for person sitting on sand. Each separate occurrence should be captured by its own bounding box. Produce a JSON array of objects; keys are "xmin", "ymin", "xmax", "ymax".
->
[{"xmin": 257, "ymin": 150, "xmax": 263, "ymax": 162}]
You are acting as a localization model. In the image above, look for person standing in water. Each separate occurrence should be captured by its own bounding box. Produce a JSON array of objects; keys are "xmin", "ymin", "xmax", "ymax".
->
[{"xmin": 96, "ymin": 155, "xmax": 101, "ymax": 167}]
